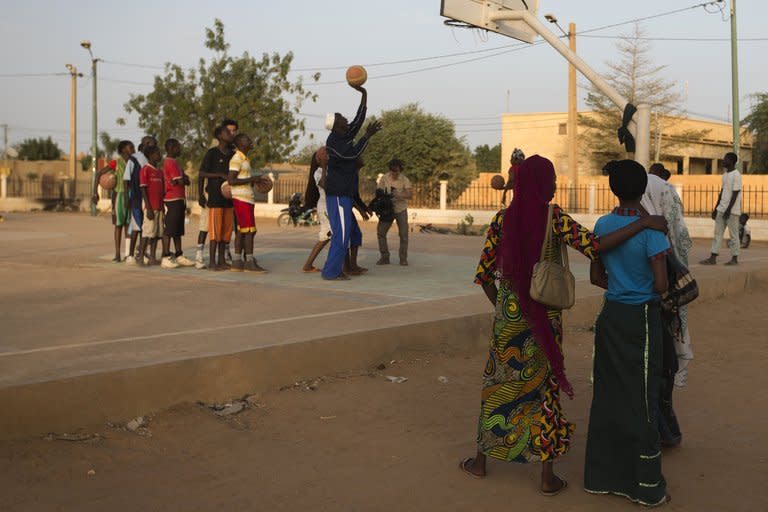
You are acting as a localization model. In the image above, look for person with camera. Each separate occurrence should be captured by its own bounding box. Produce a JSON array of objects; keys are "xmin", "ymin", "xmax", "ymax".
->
[{"xmin": 375, "ymin": 159, "xmax": 412, "ymax": 266}]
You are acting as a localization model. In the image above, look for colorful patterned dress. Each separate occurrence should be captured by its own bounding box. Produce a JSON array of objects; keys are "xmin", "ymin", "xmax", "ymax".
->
[{"xmin": 474, "ymin": 205, "xmax": 599, "ymax": 463}]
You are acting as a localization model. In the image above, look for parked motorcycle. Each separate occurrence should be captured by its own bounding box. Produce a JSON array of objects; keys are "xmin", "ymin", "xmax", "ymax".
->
[{"xmin": 277, "ymin": 192, "xmax": 319, "ymax": 227}]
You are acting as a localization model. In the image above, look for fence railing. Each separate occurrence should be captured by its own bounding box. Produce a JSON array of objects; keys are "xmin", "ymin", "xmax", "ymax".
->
[{"xmin": 6, "ymin": 173, "xmax": 768, "ymax": 219}]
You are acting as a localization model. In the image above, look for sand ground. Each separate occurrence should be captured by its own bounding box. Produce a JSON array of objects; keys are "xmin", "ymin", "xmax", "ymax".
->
[{"xmin": 1, "ymin": 286, "xmax": 766, "ymax": 511}]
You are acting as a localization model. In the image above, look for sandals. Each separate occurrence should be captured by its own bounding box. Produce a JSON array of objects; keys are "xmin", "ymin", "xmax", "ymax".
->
[
  {"xmin": 458, "ymin": 458, "xmax": 485, "ymax": 479},
  {"xmin": 540, "ymin": 476, "xmax": 568, "ymax": 497}
]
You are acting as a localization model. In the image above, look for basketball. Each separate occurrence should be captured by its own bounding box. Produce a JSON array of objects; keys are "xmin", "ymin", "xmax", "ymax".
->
[
  {"xmin": 316, "ymin": 146, "xmax": 328, "ymax": 168},
  {"xmin": 346, "ymin": 65, "xmax": 367, "ymax": 87},
  {"xmin": 99, "ymin": 172, "xmax": 117, "ymax": 190},
  {"xmin": 220, "ymin": 182, "xmax": 232, "ymax": 199},
  {"xmin": 254, "ymin": 176, "xmax": 273, "ymax": 194},
  {"xmin": 490, "ymin": 175, "xmax": 506, "ymax": 190}
]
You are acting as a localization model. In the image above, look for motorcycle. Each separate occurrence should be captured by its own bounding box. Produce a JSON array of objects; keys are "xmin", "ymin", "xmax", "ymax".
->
[{"xmin": 277, "ymin": 192, "xmax": 319, "ymax": 227}]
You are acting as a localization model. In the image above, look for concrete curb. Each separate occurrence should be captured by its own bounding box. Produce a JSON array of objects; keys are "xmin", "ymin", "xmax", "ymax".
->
[{"xmin": 1, "ymin": 267, "xmax": 766, "ymax": 440}]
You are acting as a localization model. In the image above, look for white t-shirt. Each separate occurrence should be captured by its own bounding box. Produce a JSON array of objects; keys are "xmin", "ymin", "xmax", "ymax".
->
[
  {"xmin": 314, "ymin": 168, "xmax": 326, "ymax": 213},
  {"xmin": 229, "ymin": 150, "xmax": 255, "ymax": 203},
  {"xmin": 717, "ymin": 170, "xmax": 742, "ymax": 215}
]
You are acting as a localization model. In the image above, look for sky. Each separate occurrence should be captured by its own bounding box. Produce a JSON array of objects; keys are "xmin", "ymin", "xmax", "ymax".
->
[{"xmin": 1, "ymin": 0, "xmax": 766, "ymax": 157}]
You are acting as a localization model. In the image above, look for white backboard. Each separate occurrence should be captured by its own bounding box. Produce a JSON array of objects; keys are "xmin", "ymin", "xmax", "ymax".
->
[{"xmin": 441, "ymin": 0, "xmax": 540, "ymax": 43}]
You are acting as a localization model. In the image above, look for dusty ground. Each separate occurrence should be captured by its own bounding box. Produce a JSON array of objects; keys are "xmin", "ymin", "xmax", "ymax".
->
[{"xmin": 2, "ymin": 288, "xmax": 767, "ymax": 511}]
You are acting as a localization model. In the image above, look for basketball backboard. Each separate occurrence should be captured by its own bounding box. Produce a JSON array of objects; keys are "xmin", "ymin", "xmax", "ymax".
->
[{"xmin": 440, "ymin": 0, "xmax": 540, "ymax": 43}]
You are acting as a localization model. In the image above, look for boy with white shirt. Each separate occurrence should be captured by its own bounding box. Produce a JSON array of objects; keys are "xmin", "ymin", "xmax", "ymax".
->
[
  {"xmin": 228, "ymin": 133, "xmax": 267, "ymax": 273},
  {"xmin": 701, "ymin": 152, "xmax": 742, "ymax": 266}
]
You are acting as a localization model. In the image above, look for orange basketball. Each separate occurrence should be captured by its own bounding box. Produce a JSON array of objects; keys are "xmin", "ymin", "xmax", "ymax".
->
[
  {"xmin": 490, "ymin": 175, "xmax": 506, "ymax": 190},
  {"xmin": 345, "ymin": 65, "xmax": 367, "ymax": 87},
  {"xmin": 316, "ymin": 146, "xmax": 328, "ymax": 168},
  {"xmin": 254, "ymin": 176, "xmax": 273, "ymax": 194},
  {"xmin": 220, "ymin": 182, "xmax": 232, "ymax": 199},
  {"xmin": 99, "ymin": 172, "xmax": 117, "ymax": 190}
]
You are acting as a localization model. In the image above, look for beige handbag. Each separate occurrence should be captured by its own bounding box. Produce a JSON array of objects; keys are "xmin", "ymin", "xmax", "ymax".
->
[{"xmin": 530, "ymin": 204, "xmax": 576, "ymax": 310}]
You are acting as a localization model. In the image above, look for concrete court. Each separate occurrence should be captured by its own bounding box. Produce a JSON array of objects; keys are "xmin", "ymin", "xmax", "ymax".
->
[{"xmin": 0, "ymin": 211, "xmax": 766, "ymax": 438}]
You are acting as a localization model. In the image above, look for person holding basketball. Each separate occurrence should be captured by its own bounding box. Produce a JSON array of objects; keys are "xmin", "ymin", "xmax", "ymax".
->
[{"xmin": 322, "ymin": 84, "xmax": 382, "ymax": 281}]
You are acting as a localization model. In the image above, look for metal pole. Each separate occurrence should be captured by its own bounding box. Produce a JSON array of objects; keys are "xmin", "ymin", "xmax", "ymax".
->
[
  {"xmin": 635, "ymin": 104, "xmax": 651, "ymax": 170},
  {"xmin": 489, "ymin": 11, "xmax": 647, "ymax": 166},
  {"xmin": 567, "ymin": 22, "xmax": 578, "ymax": 209},
  {"xmin": 730, "ymin": 0, "xmax": 741, "ymax": 169},
  {"xmin": 89, "ymin": 57, "xmax": 98, "ymax": 215},
  {"xmin": 67, "ymin": 66, "xmax": 78, "ymax": 201}
]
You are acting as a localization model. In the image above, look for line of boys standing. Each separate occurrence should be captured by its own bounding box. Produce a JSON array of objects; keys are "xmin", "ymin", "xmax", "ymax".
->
[{"xmin": 95, "ymin": 120, "xmax": 268, "ymax": 271}]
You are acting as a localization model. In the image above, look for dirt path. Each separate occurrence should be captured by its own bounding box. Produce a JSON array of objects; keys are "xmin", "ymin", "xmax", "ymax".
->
[{"xmin": 2, "ymin": 290, "xmax": 767, "ymax": 511}]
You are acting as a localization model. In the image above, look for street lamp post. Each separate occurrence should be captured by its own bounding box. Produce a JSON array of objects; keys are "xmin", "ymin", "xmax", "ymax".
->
[
  {"xmin": 65, "ymin": 64, "xmax": 82, "ymax": 202},
  {"xmin": 81, "ymin": 40, "xmax": 100, "ymax": 215}
]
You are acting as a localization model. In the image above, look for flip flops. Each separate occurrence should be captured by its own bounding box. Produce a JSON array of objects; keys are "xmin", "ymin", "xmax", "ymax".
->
[
  {"xmin": 540, "ymin": 477, "xmax": 568, "ymax": 497},
  {"xmin": 458, "ymin": 458, "xmax": 485, "ymax": 479}
]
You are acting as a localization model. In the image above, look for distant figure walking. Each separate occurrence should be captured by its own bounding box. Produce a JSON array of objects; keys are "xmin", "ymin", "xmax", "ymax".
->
[{"xmin": 701, "ymin": 152, "xmax": 742, "ymax": 266}]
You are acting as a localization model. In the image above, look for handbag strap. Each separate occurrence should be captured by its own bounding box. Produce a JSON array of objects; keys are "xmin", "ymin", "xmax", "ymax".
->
[
  {"xmin": 538, "ymin": 203, "xmax": 571, "ymax": 271},
  {"xmin": 539, "ymin": 204, "xmax": 554, "ymax": 262}
]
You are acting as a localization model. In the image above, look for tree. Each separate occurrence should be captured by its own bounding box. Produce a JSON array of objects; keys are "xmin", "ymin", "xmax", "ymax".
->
[
  {"xmin": 291, "ymin": 143, "xmax": 321, "ymax": 166},
  {"xmin": 580, "ymin": 25, "xmax": 708, "ymax": 170},
  {"xmin": 743, "ymin": 93, "xmax": 768, "ymax": 172},
  {"xmin": 474, "ymin": 143, "xmax": 501, "ymax": 172},
  {"xmin": 121, "ymin": 19, "xmax": 317, "ymax": 171},
  {"xmin": 99, "ymin": 132, "xmax": 121, "ymax": 158},
  {"xmin": 15, "ymin": 137, "xmax": 62, "ymax": 161},
  {"xmin": 360, "ymin": 104, "xmax": 474, "ymax": 192}
]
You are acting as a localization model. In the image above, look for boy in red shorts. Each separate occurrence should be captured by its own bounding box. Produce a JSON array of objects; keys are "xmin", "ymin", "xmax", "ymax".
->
[
  {"xmin": 228, "ymin": 133, "xmax": 268, "ymax": 273},
  {"xmin": 161, "ymin": 138, "xmax": 195, "ymax": 268},
  {"xmin": 137, "ymin": 146, "xmax": 165, "ymax": 266}
]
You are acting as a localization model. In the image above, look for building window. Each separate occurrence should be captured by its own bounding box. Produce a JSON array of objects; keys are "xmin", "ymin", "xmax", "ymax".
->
[{"xmin": 558, "ymin": 123, "xmax": 567, "ymax": 135}]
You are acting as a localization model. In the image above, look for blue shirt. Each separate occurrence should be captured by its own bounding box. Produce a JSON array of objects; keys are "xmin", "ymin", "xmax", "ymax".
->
[
  {"xmin": 325, "ymin": 104, "xmax": 369, "ymax": 197},
  {"xmin": 594, "ymin": 208, "xmax": 670, "ymax": 305}
]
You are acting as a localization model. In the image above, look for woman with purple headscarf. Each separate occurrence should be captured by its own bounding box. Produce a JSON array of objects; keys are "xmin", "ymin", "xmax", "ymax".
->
[{"xmin": 460, "ymin": 155, "xmax": 667, "ymax": 496}]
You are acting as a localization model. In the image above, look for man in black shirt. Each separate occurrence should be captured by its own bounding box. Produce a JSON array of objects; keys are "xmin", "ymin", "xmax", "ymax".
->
[
  {"xmin": 199, "ymin": 126, "xmax": 235, "ymax": 270},
  {"xmin": 321, "ymin": 86, "xmax": 382, "ymax": 280}
]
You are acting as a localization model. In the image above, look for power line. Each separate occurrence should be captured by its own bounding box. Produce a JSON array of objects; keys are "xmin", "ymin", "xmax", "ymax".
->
[
  {"xmin": 580, "ymin": 35, "xmax": 768, "ymax": 42},
  {"xmin": 0, "ymin": 72, "xmax": 67, "ymax": 78}
]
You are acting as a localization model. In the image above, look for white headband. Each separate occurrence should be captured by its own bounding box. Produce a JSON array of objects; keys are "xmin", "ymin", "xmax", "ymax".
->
[{"xmin": 324, "ymin": 113, "xmax": 336, "ymax": 131}]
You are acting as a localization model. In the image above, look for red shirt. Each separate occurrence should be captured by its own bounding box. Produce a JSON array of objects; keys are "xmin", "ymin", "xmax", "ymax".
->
[
  {"xmin": 163, "ymin": 158, "xmax": 186, "ymax": 202},
  {"xmin": 140, "ymin": 164, "xmax": 164, "ymax": 210}
]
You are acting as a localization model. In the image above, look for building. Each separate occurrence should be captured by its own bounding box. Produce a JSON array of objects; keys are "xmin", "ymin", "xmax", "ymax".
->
[{"xmin": 501, "ymin": 112, "xmax": 754, "ymax": 179}]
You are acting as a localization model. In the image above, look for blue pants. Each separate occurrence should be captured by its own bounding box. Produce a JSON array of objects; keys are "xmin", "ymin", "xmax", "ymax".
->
[
  {"xmin": 322, "ymin": 195, "xmax": 352, "ymax": 279},
  {"xmin": 350, "ymin": 214, "xmax": 362, "ymax": 248}
]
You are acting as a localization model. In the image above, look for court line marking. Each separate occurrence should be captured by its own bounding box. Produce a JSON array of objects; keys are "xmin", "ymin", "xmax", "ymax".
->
[{"xmin": 0, "ymin": 298, "xmax": 444, "ymax": 359}]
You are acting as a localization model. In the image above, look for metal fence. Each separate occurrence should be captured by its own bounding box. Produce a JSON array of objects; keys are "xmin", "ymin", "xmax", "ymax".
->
[{"xmin": 7, "ymin": 173, "xmax": 768, "ymax": 219}]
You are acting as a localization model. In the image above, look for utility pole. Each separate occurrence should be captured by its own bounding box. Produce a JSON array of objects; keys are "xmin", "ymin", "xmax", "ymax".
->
[
  {"xmin": 1, "ymin": 124, "xmax": 7, "ymax": 160},
  {"xmin": 81, "ymin": 40, "xmax": 99, "ymax": 215},
  {"xmin": 66, "ymin": 64, "xmax": 81, "ymax": 201},
  {"xmin": 729, "ymin": 0, "xmax": 741, "ymax": 169},
  {"xmin": 567, "ymin": 22, "xmax": 578, "ymax": 210}
]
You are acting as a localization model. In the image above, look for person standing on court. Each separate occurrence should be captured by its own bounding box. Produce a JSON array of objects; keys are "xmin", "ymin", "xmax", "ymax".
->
[
  {"xmin": 701, "ymin": 152, "xmax": 742, "ymax": 266},
  {"xmin": 199, "ymin": 126, "xmax": 235, "ymax": 271},
  {"xmin": 376, "ymin": 159, "xmax": 412, "ymax": 266},
  {"xmin": 322, "ymin": 85, "xmax": 382, "ymax": 281}
]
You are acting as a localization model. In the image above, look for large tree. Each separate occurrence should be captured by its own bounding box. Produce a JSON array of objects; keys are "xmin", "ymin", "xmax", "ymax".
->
[
  {"xmin": 15, "ymin": 137, "xmax": 62, "ymax": 161},
  {"xmin": 121, "ymin": 19, "xmax": 317, "ymax": 170},
  {"xmin": 743, "ymin": 93, "xmax": 768, "ymax": 172},
  {"xmin": 474, "ymin": 143, "xmax": 501, "ymax": 172},
  {"xmin": 580, "ymin": 25, "xmax": 708, "ymax": 169},
  {"xmin": 360, "ymin": 104, "xmax": 474, "ymax": 191}
]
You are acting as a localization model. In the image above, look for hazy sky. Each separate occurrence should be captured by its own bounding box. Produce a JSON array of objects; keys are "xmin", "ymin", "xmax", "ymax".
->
[{"xmin": 1, "ymin": 0, "xmax": 766, "ymax": 156}]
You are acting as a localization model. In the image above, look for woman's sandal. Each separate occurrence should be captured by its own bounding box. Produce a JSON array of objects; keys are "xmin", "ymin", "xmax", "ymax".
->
[
  {"xmin": 458, "ymin": 458, "xmax": 485, "ymax": 479},
  {"xmin": 540, "ymin": 477, "xmax": 568, "ymax": 497}
]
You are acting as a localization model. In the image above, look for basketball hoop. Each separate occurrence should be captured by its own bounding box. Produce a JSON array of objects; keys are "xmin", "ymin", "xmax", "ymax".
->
[{"xmin": 443, "ymin": 19, "xmax": 480, "ymax": 30}]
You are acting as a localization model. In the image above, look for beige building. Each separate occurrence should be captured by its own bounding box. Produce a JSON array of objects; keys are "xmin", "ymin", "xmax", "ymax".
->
[{"xmin": 501, "ymin": 112, "xmax": 754, "ymax": 179}]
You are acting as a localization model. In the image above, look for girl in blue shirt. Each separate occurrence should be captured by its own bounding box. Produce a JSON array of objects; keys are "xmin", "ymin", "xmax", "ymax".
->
[{"xmin": 585, "ymin": 160, "xmax": 671, "ymax": 507}]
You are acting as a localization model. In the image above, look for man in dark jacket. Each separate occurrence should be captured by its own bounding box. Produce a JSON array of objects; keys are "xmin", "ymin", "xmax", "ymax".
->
[{"xmin": 321, "ymin": 86, "xmax": 382, "ymax": 280}]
